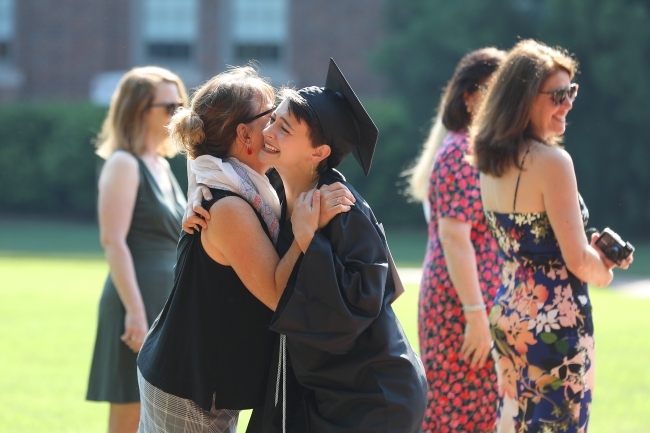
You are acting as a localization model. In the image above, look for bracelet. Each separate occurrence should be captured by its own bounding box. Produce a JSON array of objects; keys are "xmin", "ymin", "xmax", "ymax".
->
[{"xmin": 462, "ymin": 303, "xmax": 486, "ymax": 312}]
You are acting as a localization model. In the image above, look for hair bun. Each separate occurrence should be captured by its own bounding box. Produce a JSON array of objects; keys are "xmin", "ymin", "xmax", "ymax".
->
[{"xmin": 168, "ymin": 107, "xmax": 205, "ymax": 156}]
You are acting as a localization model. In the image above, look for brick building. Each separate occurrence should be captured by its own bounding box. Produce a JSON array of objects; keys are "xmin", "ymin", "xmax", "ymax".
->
[{"xmin": 0, "ymin": 0, "xmax": 385, "ymax": 103}]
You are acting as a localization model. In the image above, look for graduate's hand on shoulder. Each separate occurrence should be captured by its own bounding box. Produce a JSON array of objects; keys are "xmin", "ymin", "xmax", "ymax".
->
[
  {"xmin": 292, "ymin": 189, "xmax": 321, "ymax": 253},
  {"xmin": 318, "ymin": 182, "xmax": 355, "ymax": 228}
]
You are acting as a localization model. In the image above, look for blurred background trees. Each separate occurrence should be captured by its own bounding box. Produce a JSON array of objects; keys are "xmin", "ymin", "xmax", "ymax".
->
[
  {"xmin": 1, "ymin": 0, "xmax": 648, "ymax": 240},
  {"xmin": 351, "ymin": 0, "xmax": 650, "ymax": 238}
]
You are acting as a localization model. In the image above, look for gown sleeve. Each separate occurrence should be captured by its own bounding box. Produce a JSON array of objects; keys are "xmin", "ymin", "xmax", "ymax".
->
[{"xmin": 269, "ymin": 204, "xmax": 389, "ymax": 355}]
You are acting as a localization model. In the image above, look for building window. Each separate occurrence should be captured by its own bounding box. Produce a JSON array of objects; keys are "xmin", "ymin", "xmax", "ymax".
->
[
  {"xmin": 143, "ymin": 0, "xmax": 198, "ymax": 61},
  {"xmin": 147, "ymin": 43, "xmax": 192, "ymax": 60},
  {"xmin": 0, "ymin": 0, "xmax": 15, "ymax": 62},
  {"xmin": 0, "ymin": 42, "xmax": 10, "ymax": 60},
  {"xmin": 232, "ymin": 0, "xmax": 287, "ymax": 64},
  {"xmin": 234, "ymin": 44, "xmax": 280, "ymax": 62}
]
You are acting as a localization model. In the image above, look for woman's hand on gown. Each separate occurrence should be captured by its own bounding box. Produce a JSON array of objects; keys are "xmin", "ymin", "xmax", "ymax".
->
[
  {"xmin": 182, "ymin": 185, "xmax": 213, "ymax": 234},
  {"xmin": 461, "ymin": 310, "xmax": 492, "ymax": 369}
]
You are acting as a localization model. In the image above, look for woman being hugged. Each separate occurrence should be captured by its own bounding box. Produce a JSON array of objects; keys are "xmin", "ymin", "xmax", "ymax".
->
[
  {"xmin": 86, "ymin": 66, "xmax": 188, "ymax": 433},
  {"xmin": 136, "ymin": 67, "xmax": 351, "ymax": 433},
  {"xmin": 473, "ymin": 40, "xmax": 632, "ymax": 432},
  {"xmin": 412, "ymin": 48, "xmax": 505, "ymax": 433},
  {"xmin": 259, "ymin": 59, "xmax": 426, "ymax": 433}
]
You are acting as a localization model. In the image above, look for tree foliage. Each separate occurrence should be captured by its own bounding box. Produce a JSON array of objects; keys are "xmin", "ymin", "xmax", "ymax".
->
[
  {"xmin": 1, "ymin": 1, "xmax": 648, "ymax": 240},
  {"xmin": 372, "ymin": 0, "xmax": 650, "ymax": 239},
  {"xmin": 0, "ymin": 103, "xmax": 188, "ymax": 220}
]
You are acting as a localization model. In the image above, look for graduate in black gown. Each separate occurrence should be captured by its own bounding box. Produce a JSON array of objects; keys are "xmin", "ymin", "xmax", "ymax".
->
[{"xmin": 259, "ymin": 59, "xmax": 427, "ymax": 433}]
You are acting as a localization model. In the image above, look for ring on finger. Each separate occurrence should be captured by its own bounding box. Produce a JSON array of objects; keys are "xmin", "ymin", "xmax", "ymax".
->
[{"xmin": 336, "ymin": 197, "xmax": 341, "ymax": 205}]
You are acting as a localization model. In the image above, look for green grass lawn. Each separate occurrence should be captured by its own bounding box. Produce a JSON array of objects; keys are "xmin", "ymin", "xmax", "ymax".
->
[
  {"xmin": 1, "ymin": 219, "xmax": 649, "ymax": 432},
  {"xmin": 0, "ymin": 218, "xmax": 103, "ymax": 257},
  {"xmin": 0, "ymin": 256, "xmax": 649, "ymax": 432}
]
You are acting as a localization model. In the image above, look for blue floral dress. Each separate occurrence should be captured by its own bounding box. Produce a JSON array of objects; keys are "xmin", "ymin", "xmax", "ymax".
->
[{"xmin": 485, "ymin": 196, "xmax": 594, "ymax": 433}]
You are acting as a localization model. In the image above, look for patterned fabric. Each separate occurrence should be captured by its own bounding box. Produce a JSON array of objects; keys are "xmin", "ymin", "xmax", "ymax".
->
[
  {"xmin": 485, "ymin": 196, "xmax": 593, "ymax": 433},
  {"xmin": 227, "ymin": 158, "xmax": 280, "ymax": 244},
  {"xmin": 418, "ymin": 130, "xmax": 501, "ymax": 433},
  {"xmin": 191, "ymin": 155, "xmax": 280, "ymax": 245},
  {"xmin": 138, "ymin": 369, "xmax": 239, "ymax": 433}
]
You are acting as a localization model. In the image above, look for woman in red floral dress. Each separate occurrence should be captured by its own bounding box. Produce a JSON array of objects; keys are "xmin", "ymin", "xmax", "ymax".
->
[{"xmin": 411, "ymin": 48, "xmax": 505, "ymax": 433}]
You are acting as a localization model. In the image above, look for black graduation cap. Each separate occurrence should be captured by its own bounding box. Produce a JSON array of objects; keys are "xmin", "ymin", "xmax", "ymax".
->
[{"xmin": 297, "ymin": 58, "xmax": 379, "ymax": 176}]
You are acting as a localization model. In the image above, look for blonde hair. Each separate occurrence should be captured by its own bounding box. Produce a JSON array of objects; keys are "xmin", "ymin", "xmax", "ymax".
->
[
  {"xmin": 472, "ymin": 40, "xmax": 578, "ymax": 177},
  {"xmin": 403, "ymin": 114, "xmax": 448, "ymax": 202},
  {"xmin": 95, "ymin": 66, "xmax": 188, "ymax": 159},
  {"xmin": 169, "ymin": 66, "xmax": 274, "ymax": 160}
]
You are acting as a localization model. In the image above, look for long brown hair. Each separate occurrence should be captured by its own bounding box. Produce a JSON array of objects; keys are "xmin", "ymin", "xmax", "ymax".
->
[
  {"xmin": 169, "ymin": 66, "xmax": 274, "ymax": 159},
  {"xmin": 472, "ymin": 40, "xmax": 578, "ymax": 177},
  {"xmin": 405, "ymin": 47, "xmax": 505, "ymax": 201},
  {"xmin": 95, "ymin": 66, "xmax": 188, "ymax": 159}
]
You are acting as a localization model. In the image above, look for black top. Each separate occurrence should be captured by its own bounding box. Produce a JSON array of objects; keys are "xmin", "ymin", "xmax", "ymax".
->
[
  {"xmin": 137, "ymin": 189, "xmax": 276, "ymax": 411},
  {"xmin": 264, "ymin": 169, "xmax": 427, "ymax": 432}
]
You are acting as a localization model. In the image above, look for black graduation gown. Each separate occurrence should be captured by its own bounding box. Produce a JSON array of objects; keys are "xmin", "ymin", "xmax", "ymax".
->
[{"xmin": 264, "ymin": 168, "xmax": 427, "ymax": 433}]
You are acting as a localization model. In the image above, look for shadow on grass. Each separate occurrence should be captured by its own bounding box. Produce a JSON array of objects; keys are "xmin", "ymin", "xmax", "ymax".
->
[
  {"xmin": 0, "ymin": 218, "xmax": 431, "ymax": 265},
  {"xmin": 0, "ymin": 217, "xmax": 103, "ymax": 258},
  {"xmin": 1, "ymin": 217, "xmax": 648, "ymax": 277}
]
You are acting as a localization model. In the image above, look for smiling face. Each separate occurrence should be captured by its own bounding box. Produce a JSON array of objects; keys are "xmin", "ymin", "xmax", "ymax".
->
[
  {"xmin": 529, "ymin": 69, "xmax": 574, "ymax": 141},
  {"xmin": 260, "ymin": 99, "xmax": 329, "ymax": 177}
]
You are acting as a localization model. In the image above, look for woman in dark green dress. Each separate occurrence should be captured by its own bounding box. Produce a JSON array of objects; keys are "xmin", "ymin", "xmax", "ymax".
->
[{"xmin": 86, "ymin": 66, "xmax": 188, "ymax": 433}]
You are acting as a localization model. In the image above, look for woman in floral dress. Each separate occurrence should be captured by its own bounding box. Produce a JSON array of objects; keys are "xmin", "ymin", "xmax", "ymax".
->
[
  {"xmin": 473, "ymin": 40, "xmax": 633, "ymax": 432},
  {"xmin": 414, "ymin": 48, "xmax": 505, "ymax": 433}
]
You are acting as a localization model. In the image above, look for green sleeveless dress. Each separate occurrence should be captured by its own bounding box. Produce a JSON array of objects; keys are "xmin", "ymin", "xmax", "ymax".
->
[{"xmin": 86, "ymin": 155, "xmax": 185, "ymax": 403}]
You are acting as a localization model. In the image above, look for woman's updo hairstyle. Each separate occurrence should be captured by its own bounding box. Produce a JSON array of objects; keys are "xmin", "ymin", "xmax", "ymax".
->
[{"xmin": 169, "ymin": 66, "xmax": 274, "ymax": 159}]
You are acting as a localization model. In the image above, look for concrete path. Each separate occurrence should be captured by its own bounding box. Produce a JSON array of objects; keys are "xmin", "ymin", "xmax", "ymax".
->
[{"xmin": 396, "ymin": 267, "xmax": 650, "ymax": 298}]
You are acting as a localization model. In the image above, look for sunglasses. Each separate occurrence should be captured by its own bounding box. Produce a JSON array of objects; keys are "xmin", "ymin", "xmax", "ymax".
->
[
  {"xmin": 150, "ymin": 102, "xmax": 183, "ymax": 116},
  {"xmin": 539, "ymin": 83, "xmax": 579, "ymax": 106},
  {"xmin": 476, "ymin": 83, "xmax": 489, "ymax": 93},
  {"xmin": 242, "ymin": 107, "xmax": 274, "ymax": 124}
]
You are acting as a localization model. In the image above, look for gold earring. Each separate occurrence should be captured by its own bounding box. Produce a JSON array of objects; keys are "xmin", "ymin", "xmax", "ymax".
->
[{"xmin": 310, "ymin": 160, "xmax": 315, "ymax": 176}]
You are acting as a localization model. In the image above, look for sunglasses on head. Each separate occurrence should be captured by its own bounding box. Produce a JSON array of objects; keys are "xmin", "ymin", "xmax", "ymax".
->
[
  {"xmin": 539, "ymin": 83, "xmax": 579, "ymax": 106},
  {"xmin": 150, "ymin": 102, "xmax": 183, "ymax": 116},
  {"xmin": 242, "ymin": 107, "xmax": 275, "ymax": 124}
]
